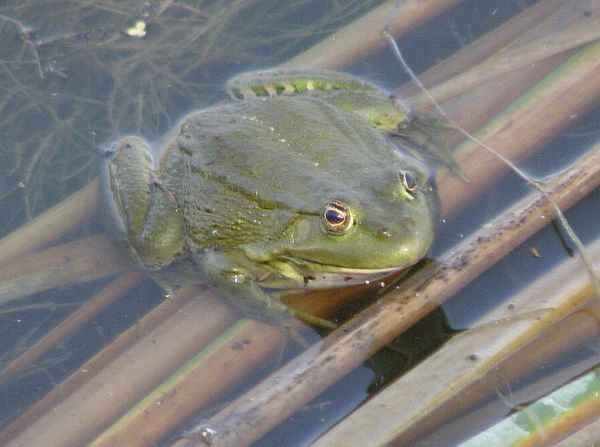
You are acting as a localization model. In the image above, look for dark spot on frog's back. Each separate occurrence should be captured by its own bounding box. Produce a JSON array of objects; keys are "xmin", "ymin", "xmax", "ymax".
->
[{"xmin": 179, "ymin": 145, "xmax": 193, "ymax": 157}]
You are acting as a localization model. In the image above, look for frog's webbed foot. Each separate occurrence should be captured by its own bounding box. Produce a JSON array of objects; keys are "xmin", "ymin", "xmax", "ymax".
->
[{"xmin": 202, "ymin": 252, "xmax": 334, "ymax": 346}]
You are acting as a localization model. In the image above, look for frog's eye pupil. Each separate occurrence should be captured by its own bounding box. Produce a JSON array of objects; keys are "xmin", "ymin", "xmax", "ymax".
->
[
  {"xmin": 325, "ymin": 209, "xmax": 345, "ymax": 225},
  {"xmin": 401, "ymin": 171, "xmax": 417, "ymax": 195},
  {"xmin": 322, "ymin": 201, "xmax": 353, "ymax": 234}
]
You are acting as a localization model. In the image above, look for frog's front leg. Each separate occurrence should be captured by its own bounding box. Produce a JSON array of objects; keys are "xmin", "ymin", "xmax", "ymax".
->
[
  {"xmin": 103, "ymin": 136, "xmax": 186, "ymax": 270},
  {"xmin": 201, "ymin": 251, "xmax": 334, "ymax": 344}
]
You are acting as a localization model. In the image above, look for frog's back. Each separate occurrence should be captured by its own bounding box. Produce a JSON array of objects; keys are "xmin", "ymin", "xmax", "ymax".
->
[{"xmin": 164, "ymin": 96, "xmax": 407, "ymax": 250}]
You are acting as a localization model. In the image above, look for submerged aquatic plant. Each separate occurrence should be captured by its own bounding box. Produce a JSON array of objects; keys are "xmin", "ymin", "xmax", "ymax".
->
[{"xmin": 0, "ymin": 0, "xmax": 381, "ymax": 232}]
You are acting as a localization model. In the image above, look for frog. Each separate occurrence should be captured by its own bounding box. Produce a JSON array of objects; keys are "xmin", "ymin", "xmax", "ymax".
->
[{"xmin": 102, "ymin": 68, "xmax": 456, "ymax": 334}]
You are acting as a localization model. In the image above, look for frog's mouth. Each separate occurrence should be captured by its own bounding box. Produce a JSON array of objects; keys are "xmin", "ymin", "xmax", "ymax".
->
[
  {"xmin": 289, "ymin": 260, "xmax": 403, "ymax": 289},
  {"xmin": 302, "ymin": 268, "xmax": 399, "ymax": 289}
]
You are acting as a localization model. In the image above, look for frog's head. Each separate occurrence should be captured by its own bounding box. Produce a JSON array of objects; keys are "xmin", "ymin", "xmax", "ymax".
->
[{"xmin": 245, "ymin": 162, "xmax": 438, "ymax": 286}]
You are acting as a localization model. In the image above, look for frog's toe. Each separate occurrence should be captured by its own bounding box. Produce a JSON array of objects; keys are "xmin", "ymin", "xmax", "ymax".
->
[{"xmin": 291, "ymin": 308, "xmax": 337, "ymax": 330}]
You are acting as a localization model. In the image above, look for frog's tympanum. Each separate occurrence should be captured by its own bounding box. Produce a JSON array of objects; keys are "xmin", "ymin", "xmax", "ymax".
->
[{"xmin": 102, "ymin": 69, "xmax": 455, "ymax": 331}]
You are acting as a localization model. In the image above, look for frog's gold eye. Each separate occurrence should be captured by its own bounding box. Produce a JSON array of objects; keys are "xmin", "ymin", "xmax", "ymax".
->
[
  {"xmin": 322, "ymin": 201, "xmax": 353, "ymax": 235},
  {"xmin": 400, "ymin": 171, "xmax": 418, "ymax": 199}
]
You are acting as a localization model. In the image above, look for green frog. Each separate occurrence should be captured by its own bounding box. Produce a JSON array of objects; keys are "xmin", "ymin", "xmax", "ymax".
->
[{"xmin": 102, "ymin": 69, "xmax": 454, "ymax": 331}]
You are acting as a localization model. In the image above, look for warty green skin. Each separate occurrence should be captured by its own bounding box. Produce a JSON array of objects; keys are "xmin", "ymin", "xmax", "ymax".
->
[{"xmin": 103, "ymin": 69, "xmax": 442, "ymax": 328}]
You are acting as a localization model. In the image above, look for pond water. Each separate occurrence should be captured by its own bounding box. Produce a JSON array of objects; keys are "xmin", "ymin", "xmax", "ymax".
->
[{"xmin": 1, "ymin": 0, "xmax": 599, "ymax": 446}]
